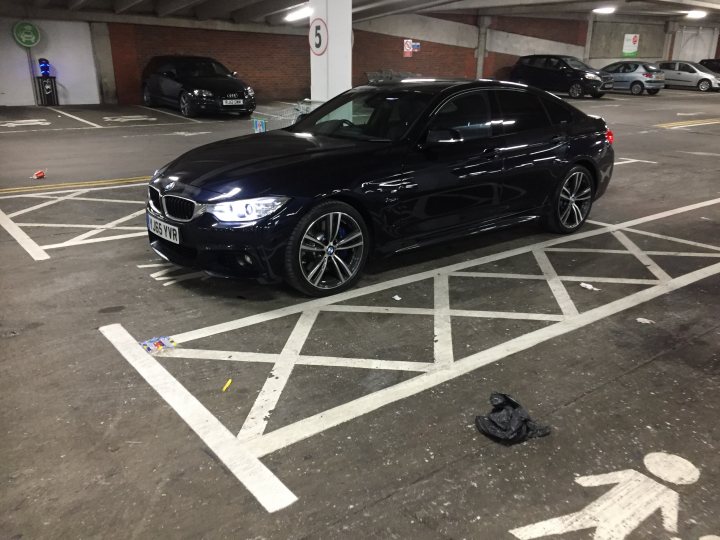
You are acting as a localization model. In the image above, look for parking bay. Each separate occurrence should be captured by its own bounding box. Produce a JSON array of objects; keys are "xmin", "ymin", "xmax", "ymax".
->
[{"xmin": 1, "ymin": 90, "xmax": 719, "ymax": 538}]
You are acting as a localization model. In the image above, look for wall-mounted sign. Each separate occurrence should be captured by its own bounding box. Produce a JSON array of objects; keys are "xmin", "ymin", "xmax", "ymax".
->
[
  {"xmin": 403, "ymin": 39, "xmax": 420, "ymax": 58},
  {"xmin": 309, "ymin": 18, "xmax": 328, "ymax": 56},
  {"xmin": 622, "ymin": 33, "xmax": 640, "ymax": 57},
  {"xmin": 13, "ymin": 21, "xmax": 41, "ymax": 48}
]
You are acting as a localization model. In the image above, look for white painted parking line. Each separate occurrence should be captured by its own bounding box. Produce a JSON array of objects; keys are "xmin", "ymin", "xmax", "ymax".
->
[
  {"xmin": 16, "ymin": 223, "xmax": 144, "ymax": 231},
  {"xmin": 615, "ymin": 157, "xmax": 658, "ymax": 165},
  {"xmin": 138, "ymin": 105, "xmax": 202, "ymax": 123},
  {"xmin": 679, "ymin": 151, "xmax": 720, "ymax": 157},
  {"xmin": 433, "ymin": 274, "xmax": 454, "ymax": 367},
  {"xmin": 47, "ymin": 107, "xmax": 102, "ymax": 128},
  {"xmin": 533, "ymin": 250, "xmax": 578, "ymax": 317},
  {"xmin": 50, "ymin": 209, "xmax": 145, "ymax": 247},
  {"xmin": 23, "ymin": 194, "xmax": 144, "ymax": 205},
  {"xmin": 612, "ymin": 231, "xmax": 671, "ymax": 282},
  {"xmin": 41, "ymin": 232, "xmax": 146, "ymax": 249},
  {"xmin": 0, "ymin": 208, "xmax": 50, "ymax": 261},
  {"xmin": 99, "ymin": 324, "xmax": 298, "ymax": 513},
  {"xmin": 622, "ymin": 228, "xmax": 720, "ymax": 253},
  {"xmin": 8, "ymin": 190, "xmax": 87, "ymax": 218}
]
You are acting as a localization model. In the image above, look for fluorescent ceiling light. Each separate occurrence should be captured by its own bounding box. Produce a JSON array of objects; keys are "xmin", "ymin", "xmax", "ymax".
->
[
  {"xmin": 686, "ymin": 10, "xmax": 707, "ymax": 18},
  {"xmin": 285, "ymin": 5, "xmax": 313, "ymax": 21},
  {"xmin": 593, "ymin": 6, "xmax": 616, "ymax": 14}
]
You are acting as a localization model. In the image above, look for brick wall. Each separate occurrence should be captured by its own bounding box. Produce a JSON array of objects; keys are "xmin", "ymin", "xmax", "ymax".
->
[
  {"xmin": 107, "ymin": 23, "xmax": 310, "ymax": 104},
  {"xmin": 483, "ymin": 51, "xmax": 519, "ymax": 80},
  {"xmin": 352, "ymin": 29, "xmax": 476, "ymax": 86}
]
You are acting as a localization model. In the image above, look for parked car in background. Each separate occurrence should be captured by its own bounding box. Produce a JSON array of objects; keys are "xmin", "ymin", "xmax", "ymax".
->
[
  {"xmin": 146, "ymin": 79, "xmax": 614, "ymax": 296},
  {"xmin": 699, "ymin": 58, "xmax": 720, "ymax": 74},
  {"xmin": 142, "ymin": 56, "xmax": 256, "ymax": 117},
  {"xmin": 509, "ymin": 55, "xmax": 614, "ymax": 98},
  {"xmin": 658, "ymin": 61, "xmax": 720, "ymax": 92},
  {"xmin": 600, "ymin": 61, "xmax": 665, "ymax": 95}
]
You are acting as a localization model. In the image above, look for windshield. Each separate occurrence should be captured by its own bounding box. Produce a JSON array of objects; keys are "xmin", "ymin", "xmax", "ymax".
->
[
  {"xmin": 563, "ymin": 57, "xmax": 594, "ymax": 71},
  {"xmin": 177, "ymin": 59, "xmax": 232, "ymax": 78},
  {"xmin": 289, "ymin": 89, "xmax": 433, "ymax": 142},
  {"xmin": 692, "ymin": 62, "xmax": 716, "ymax": 75},
  {"xmin": 644, "ymin": 64, "xmax": 662, "ymax": 72}
]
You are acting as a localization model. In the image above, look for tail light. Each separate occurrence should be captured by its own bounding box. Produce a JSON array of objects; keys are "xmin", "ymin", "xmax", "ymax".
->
[
  {"xmin": 605, "ymin": 129, "xmax": 614, "ymax": 145},
  {"xmin": 642, "ymin": 72, "xmax": 654, "ymax": 78}
]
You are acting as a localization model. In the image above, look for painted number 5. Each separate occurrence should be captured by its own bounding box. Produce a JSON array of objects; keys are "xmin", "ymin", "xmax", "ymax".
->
[{"xmin": 309, "ymin": 18, "xmax": 328, "ymax": 56}]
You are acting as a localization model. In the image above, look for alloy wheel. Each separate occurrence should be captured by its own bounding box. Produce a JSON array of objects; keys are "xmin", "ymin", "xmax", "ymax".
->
[
  {"xmin": 558, "ymin": 171, "xmax": 592, "ymax": 229},
  {"xmin": 698, "ymin": 80, "xmax": 711, "ymax": 92},
  {"xmin": 568, "ymin": 83, "xmax": 583, "ymax": 99},
  {"xmin": 630, "ymin": 82, "xmax": 643, "ymax": 95},
  {"xmin": 180, "ymin": 93, "xmax": 190, "ymax": 116},
  {"xmin": 143, "ymin": 87, "xmax": 152, "ymax": 106},
  {"xmin": 298, "ymin": 211, "xmax": 365, "ymax": 290}
]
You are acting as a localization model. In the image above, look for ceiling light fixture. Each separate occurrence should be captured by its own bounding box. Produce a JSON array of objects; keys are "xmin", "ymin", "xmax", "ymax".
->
[
  {"xmin": 285, "ymin": 5, "xmax": 313, "ymax": 22},
  {"xmin": 686, "ymin": 10, "xmax": 707, "ymax": 18},
  {"xmin": 592, "ymin": 6, "xmax": 616, "ymax": 14}
]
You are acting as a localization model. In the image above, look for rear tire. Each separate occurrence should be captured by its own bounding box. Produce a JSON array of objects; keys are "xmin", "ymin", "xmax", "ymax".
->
[
  {"xmin": 284, "ymin": 201, "xmax": 369, "ymax": 296},
  {"xmin": 698, "ymin": 79, "xmax": 711, "ymax": 92},
  {"xmin": 142, "ymin": 85, "xmax": 155, "ymax": 107},
  {"xmin": 568, "ymin": 83, "xmax": 584, "ymax": 99},
  {"xmin": 543, "ymin": 166, "xmax": 594, "ymax": 234},
  {"xmin": 646, "ymin": 88, "xmax": 660, "ymax": 95},
  {"xmin": 630, "ymin": 81, "xmax": 644, "ymax": 95}
]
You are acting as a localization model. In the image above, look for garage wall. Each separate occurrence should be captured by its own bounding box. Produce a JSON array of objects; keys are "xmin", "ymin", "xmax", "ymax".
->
[
  {"xmin": 352, "ymin": 29, "xmax": 477, "ymax": 86},
  {"xmin": 107, "ymin": 23, "xmax": 310, "ymax": 104},
  {"xmin": 589, "ymin": 21, "xmax": 666, "ymax": 67},
  {"xmin": 482, "ymin": 17, "xmax": 588, "ymax": 79},
  {"xmin": 0, "ymin": 17, "xmax": 101, "ymax": 106}
]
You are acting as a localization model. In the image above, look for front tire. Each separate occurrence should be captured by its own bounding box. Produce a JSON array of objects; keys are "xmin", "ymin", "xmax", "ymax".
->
[
  {"xmin": 698, "ymin": 79, "xmax": 711, "ymax": 92},
  {"xmin": 543, "ymin": 166, "xmax": 594, "ymax": 234},
  {"xmin": 179, "ymin": 92, "xmax": 197, "ymax": 117},
  {"xmin": 142, "ymin": 85, "xmax": 156, "ymax": 107},
  {"xmin": 647, "ymin": 88, "xmax": 660, "ymax": 95},
  {"xmin": 284, "ymin": 201, "xmax": 369, "ymax": 296},
  {"xmin": 568, "ymin": 83, "xmax": 584, "ymax": 99}
]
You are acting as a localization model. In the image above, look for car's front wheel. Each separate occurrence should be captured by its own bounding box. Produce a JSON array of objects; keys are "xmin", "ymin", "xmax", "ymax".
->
[
  {"xmin": 698, "ymin": 79, "xmax": 711, "ymax": 92},
  {"xmin": 179, "ymin": 92, "xmax": 197, "ymax": 117},
  {"xmin": 284, "ymin": 201, "xmax": 369, "ymax": 296},
  {"xmin": 142, "ymin": 85, "xmax": 155, "ymax": 107},
  {"xmin": 543, "ymin": 166, "xmax": 594, "ymax": 234},
  {"xmin": 568, "ymin": 83, "xmax": 584, "ymax": 99}
]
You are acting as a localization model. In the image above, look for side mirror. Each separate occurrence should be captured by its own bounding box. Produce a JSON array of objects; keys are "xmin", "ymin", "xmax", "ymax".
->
[
  {"xmin": 232, "ymin": 71, "xmax": 238, "ymax": 78},
  {"xmin": 425, "ymin": 128, "xmax": 463, "ymax": 147}
]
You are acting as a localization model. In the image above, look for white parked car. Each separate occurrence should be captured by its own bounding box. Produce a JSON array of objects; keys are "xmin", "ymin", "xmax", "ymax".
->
[{"xmin": 658, "ymin": 61, "xmax": 720, "ymax": 92}]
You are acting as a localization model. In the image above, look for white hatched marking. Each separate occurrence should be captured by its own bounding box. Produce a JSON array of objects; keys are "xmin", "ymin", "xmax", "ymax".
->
[{"xmin": 533, "ymin": 250, "xmax": 578, "ymax": 317}]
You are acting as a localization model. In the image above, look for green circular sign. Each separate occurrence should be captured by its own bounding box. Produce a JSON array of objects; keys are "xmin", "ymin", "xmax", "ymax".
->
[{"xmin": 13, "ymin": 21, "xmax": 41, "ymax": 48}]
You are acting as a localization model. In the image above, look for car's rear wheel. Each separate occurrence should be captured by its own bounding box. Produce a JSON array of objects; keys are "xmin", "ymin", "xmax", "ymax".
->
[
  {"xmin": 284, "ymin": 201, "xmax": 369, "ymax": 296},
  {"xmin": 142, "ymin": 85, "xmax": 155, "ymax": 107},
  {"xmin": 647, "ymin": 88, "xmax": 660, "ymax": 95},
  {"xmin": 698, "ymin": 79, "xmax": 711, "ymax": 92},
  {"xmin": 568, "ymin": 83, "xmax": 584, "ymax": 99},
  {"xmin": 630, "ymin": 81, "xmax": 644, "ymax": 95},
  {"xmin": 179, "ymin": 92, "xmax": 197, "ymax": 117},
  {"xmin": 544, "ymin": 166, "xmax": 594, "ymax": 234}
]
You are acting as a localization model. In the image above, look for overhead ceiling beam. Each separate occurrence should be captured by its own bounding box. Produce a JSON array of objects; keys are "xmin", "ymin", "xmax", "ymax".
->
[
  {"xmin": 232, "ymin": 0, "xmax": 305, "ymax": 23},
  {"xmin": 196, "ymin": 0, "xmax": 263, "ymax": 20},
  {"xmin": 642, "ymin": 0, "xmax": 720, "ymax": 11},
  {"xmin": 68, "ymin": 0, "xmax": 93, "ymax": 10},
  {"xmin": 421, "ymin": 0, "xmax": 588, "ymax": 9},
  {"xmin": 352, "ymin": 0, "xmax": 408, "ymax": 14},
  {"xmin": 114, "ymin": 0, "xmax": 146, "ymax": 13},
  {"xmin": 156, "ymin": 0, "xmax": 209, "ymax": 17},
  {"xmin": 33, "ymin": 0, "xmax": 53, "ymax": 7},
  {"xmin": 353, "ymin": 0, "xmax": 462, "ymax": 22}
]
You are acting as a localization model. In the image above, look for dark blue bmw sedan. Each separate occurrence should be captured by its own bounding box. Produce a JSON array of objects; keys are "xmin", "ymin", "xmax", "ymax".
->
[{"xmin": 146, "ymin": 79, "xmax": 614, "ymax": 296}]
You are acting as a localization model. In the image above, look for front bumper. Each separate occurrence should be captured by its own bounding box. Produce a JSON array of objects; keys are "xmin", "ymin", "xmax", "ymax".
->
[
  {"xmin": 582, "ymin": 79, "xmax": 614, "ymax": 93},
  {"xmin": 146, "ymin": 205, "xmax": 293, "ymax": 281},
  {"xmin": 191, "ymin": 95, "xmax": 256, "ymax": 114}
]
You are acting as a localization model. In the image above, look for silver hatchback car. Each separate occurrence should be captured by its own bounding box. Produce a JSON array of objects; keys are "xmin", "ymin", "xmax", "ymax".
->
[
  {"xmin": 658, "ymin": 61, "xmax": 720, "ymax": 92},
  {"xmin": 601, "ymin": 61, "xmax": 665, "ymax": 95}
]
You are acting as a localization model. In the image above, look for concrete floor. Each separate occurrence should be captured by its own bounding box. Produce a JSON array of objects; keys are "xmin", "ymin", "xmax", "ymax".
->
[{"xmin": 1, "ymin": 90, "xmax": 719, "ymax": 539}]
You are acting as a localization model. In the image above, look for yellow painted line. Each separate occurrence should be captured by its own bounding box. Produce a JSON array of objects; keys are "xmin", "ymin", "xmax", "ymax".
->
[
  {"xmin": 0, "ymin": 176, "xmax": 150, "ymax": 195},
  {"xmin": 655, "ymin": 118, "xmax": 720, "ymax": 128}
]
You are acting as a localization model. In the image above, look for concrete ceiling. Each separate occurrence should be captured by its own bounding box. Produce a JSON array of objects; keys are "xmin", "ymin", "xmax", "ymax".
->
[{"xmin": 2, "ymin": 0, "xmax": 719, "ymax": 24}]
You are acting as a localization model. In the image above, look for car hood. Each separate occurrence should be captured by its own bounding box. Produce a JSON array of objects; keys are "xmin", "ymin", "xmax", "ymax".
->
[
  {"xmin": 153, "ymin": 130, "xmax": 382, "ymax": 200},
  {"xmin": 179, "ymin": 75, "xmax": 249, "ymax": 93}
]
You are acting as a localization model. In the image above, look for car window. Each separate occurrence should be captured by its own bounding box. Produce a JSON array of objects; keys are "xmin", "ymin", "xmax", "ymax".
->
[
  {"xmin": 603, "ymin": 63, "xmax": 621, "ymax": 73},
  {"xmin": 494, "ymin": 90, "xmax": 551, "ymax": 133},
  {"xmin": 643, "ymin": 64, "xmax": 662, "ymax": 72},
  {"xmin": 541, "ymin": 96, "xmax": 573, "ymax": 125},
  {"xmin": 430, "ymin": 91, "xmax": 493, "ymax": 141},
  {"xmin": 176, "ymin": 59, "xmax": 232, "ymax": 78},
  {"xmin": 678, "ymin": 63, "xmax": 695, "ymax": 73},
  {"xmin": 563, "ymin": 57, "xmax": 593, "ymax": 70},
  {"xmin": 545, "ymin": 57, "xmax": 563, "ymax": 70},
  {"xmin": 158, "ymin": 63, "xmax": 175, "ymax": 76},
  {"xmin": 659, "ymin": 62, "xmax": 675, "ymax": 70},
  {"xmin": 621, "ymin": 63, "xmax": 638, "ymax": 73}
]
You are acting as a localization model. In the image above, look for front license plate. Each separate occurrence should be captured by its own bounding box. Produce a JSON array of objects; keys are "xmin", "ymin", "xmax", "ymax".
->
[
  {"xmin": 222, "ymin": 99, "xmax": 244, "ymax": 106},
  {"xmin": 148, "ymin": 214, "xmax": 180, "ymax": 244},
  {"xmin": 602, "ymin": 83, "xmax": 614, "ymax": 89}
]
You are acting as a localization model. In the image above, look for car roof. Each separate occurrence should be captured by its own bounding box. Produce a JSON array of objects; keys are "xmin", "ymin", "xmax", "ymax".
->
[
  {"xmin": 150, "ymin": 55, "xmax": 218, "ymax": 62},
  {"xmin": 358, "ymin": 79, "xmax": 528, "ymax": 94}
]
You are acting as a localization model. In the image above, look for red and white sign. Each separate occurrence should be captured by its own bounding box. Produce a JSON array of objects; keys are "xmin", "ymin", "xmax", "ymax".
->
[
  {"xmin": 309, "ymin": 18, "xmax": 328, "ymax": 56},
  {"xmin": 403, "ymin": 38, "xmax": 413, "ymax": 58}
]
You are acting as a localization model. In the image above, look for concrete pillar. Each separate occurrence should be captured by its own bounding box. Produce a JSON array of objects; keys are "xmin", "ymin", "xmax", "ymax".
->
[
  {"xmin": 89, "ymin": 22, "xmax": 118, "ymax": 104},
  {"xmin": 583, "ymin": 14, "xmax": 594, "ymax": 63},
  {"xmin": 475, "ymin": 16, "xmax": 490, "ymax": 79},
  {"xmin": 310, "ymin": 0, "xmax": 352, "ymax": 102}
]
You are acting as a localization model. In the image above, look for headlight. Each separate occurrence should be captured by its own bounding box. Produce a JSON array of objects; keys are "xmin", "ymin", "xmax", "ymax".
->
[
  {"xmin": 193, "ymin": 89, "xmax": 213, "ymax": 98},
  {"xmin": 585, "ymin": 73, "xmax": 601, "ymax": 81},
  {"xmin": 206, "ymin": 197, "xmax": 288, "ymax": 222},
  {"xmin": 246, "ymin": 86, "xmax": 255, "ymax": 97}
]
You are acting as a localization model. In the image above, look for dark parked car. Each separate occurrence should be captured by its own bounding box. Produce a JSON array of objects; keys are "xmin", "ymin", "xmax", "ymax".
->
[
  {"xmin": 146, "ymin": 79, "xmax": 614, "ymax": 296},
  {"xmin": 699, "ymin": 58, "xmax": 720, "ymax": 74},
  {"xmin": 142, "ymin": 55, "xmax": 256, "ymax": 117},
  {"xmin": 600, "ymin": 61, "xmax": 665, "ymax": 95},
  {"xmin": 510, "ymin": 55, "xmax": 614, "ymax": 98}
]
